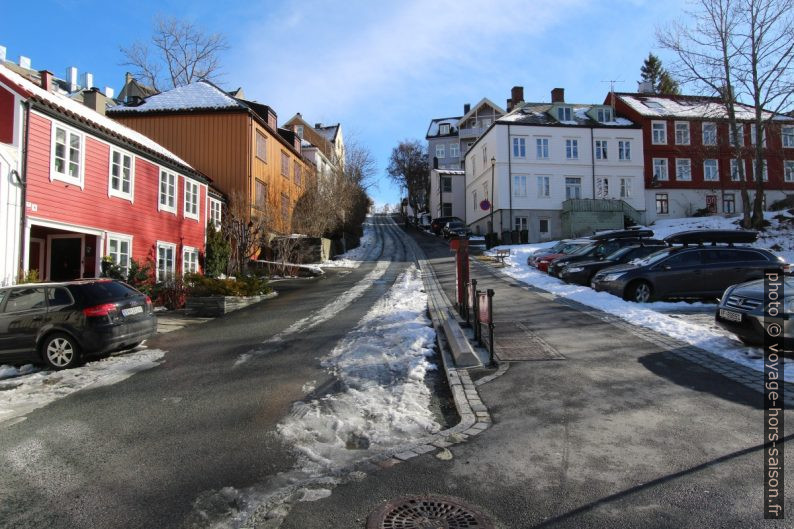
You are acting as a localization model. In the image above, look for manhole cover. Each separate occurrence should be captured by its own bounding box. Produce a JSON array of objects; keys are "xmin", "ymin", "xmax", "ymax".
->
[{"xmin": 366, "ymin": 495, "xmax": 495, "ymax": 529}]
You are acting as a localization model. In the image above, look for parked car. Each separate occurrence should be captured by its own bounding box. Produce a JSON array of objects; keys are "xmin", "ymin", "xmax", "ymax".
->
[
  {"xmin": 546, "ymin": 229, "xmax": 658, "ymax": 277},
  {"xmin": 526, "ymin": 240, "xmax": 571, "ymax": 266},
  {"xmin": 430, "ymin": 216, "xmax": 463, "ymax": 235},
  {"xmin": 443, "ymin": 221, "xmax": 472, "ymax": 239},
  {"xmin": 591, "ymin": 230, "xmax": 786, "ymax": 303},
  {"xmin": 715, "ymin": 277, "xmax": 793, "ymax": 347},
  {"xmin": 532, "ymin": 240, "xmax": 591, "ymax": 272},
  {"xmin": 0, "ymin": 279, "xmax": 156, "ymax": 369},
  {"xmin": 559, "ymin": 244, "xmax": 668, "ymax": 286}
]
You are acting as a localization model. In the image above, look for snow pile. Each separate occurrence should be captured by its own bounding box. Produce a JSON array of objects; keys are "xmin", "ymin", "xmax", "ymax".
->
[
  {"xmin": 277, "ymin": 265, "xmax": 439, "ymax": 474},
  {"xmin": 319, "ymin": 217, "xmax": 378, "ymax": 268},
  {"xmin": 0, "ymin": 348, "xmax": 166, "ymax": 424}
]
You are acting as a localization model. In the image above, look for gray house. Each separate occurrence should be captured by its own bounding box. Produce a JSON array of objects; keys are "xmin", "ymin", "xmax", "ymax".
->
[{"xmin": 426, "ymin": 116, "xmax": 462, "ymax": 170}]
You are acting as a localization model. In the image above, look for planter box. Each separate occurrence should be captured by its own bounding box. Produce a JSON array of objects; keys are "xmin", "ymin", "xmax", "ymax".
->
[{"xmin": 185, "ymin": 291, "xmax": 278, "ymax": 317}]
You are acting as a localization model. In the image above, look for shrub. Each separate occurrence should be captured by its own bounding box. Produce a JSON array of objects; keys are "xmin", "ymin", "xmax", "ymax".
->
[
  {"xmin": 19, "ymin": 269, "xmax": 40, "ymax": 284},
  {"xmin": 127, "ymin": 258, "xmax": 154, "ymax": 296},
  {"xmin": 100, "ymin": 256, "xmax": 125, "ymax": 280},
  {"xmin": 203, "ymin": 222, "xmax": 231, "ymax": 278},
  {"xmin": 153, "ymin": 277, "xmax": 188, "ymax": 310},
  {"xmin": 185, "ymin": 273, "xmax": 271, "ymax": 298}
]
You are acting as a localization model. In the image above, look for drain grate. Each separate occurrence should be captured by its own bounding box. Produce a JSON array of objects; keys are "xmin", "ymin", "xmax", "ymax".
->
[
  {"xmin": 366, "ymin": 495, "xmax": 495, "ymax": 529},
  {"xmin": 492, "ymin": 321, "xmax": 565, "ymax": 361}
]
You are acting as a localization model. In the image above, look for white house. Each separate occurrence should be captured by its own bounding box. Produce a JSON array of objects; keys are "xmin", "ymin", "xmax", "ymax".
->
[
  {"xmin": 429, "ymin": 168, "xmax": 465, "ymax": 220},
  {"xmin": 465, "ymin": 88, "xmax": 646, "ymax": 241},
  {"xmin": 0, "ymin": 76, "xmax": 24, "ymax": 285}
]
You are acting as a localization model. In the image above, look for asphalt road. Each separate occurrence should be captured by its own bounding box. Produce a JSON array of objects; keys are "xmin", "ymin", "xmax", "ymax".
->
[{"xmin": 0, "ymin": 215, "xmax": 415, "ymax": 529}]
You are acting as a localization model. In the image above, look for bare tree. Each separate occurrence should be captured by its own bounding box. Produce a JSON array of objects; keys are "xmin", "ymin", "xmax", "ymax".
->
[
  {"xmin": 387, "ymin": 140, "xmax": 429, "ymax": 213},
  {"xmin": 658, "ymin": 0, "xmax": 794, "ymax": 228},
  {"xmin": 222, "ymin": 190, "xmax": 272, "ymax": 276},
  {"xmin": 121, "ymin": 16, "xmax": 229, "ymax": 91}
]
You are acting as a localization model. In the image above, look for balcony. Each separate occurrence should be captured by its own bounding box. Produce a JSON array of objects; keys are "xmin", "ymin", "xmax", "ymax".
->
[{"xmin": 458, "ymin": 126, "xmax": 487, "ymax": 138}]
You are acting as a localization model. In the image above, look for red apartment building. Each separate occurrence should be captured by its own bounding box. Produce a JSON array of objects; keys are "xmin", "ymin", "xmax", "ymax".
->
[
  {"xmin": 0, "ymin": 63, "xmax": 222, "ymax": 283},
  {"xmin": 611, "ymin": 92, "xmax": 794, "ymax": 222}
]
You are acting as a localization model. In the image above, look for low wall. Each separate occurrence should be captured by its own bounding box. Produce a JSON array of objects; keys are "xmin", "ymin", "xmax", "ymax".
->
[{"xmin": 185, "ymin": 291, "xmax": 278, "ymax": 317}]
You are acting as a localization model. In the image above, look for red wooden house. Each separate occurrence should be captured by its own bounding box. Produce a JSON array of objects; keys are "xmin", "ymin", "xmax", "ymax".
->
[{"xmin": 0, "ymin": 63, "xmax": 222, "ymax": 283}]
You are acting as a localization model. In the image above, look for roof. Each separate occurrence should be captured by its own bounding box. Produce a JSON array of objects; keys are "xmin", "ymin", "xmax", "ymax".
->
[
  {"xmin": 108, "ymin": 81, "xmax": 244, "ymax": 113},
  {"xmin": 498, "ymin": 102, "xmax": 635, "ymax": 127},
  {"xmin": 614, "ymin": 92, "xmax": 790, "ymax": 121},
  {"xmin": 0, "ymin": 63, "xmax": 199, "ymax": 175},
  {"xmin": 426, "ymin": 117, "xmax": 462, "ymax": 138},
  {"xmin": 459, "ymin": 98, "xmax": 505, "ymax": 124},
  {"xmin": 432, "ymin": 169, "xmax": 464, "ymax": 175},
  {"xmin": 316, "ymin": 124, "xmax": 340, "ymax": 142}
]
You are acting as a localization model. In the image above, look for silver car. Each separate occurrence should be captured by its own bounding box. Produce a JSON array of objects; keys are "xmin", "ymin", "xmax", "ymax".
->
[{"xmin": 715, "ymin": 276, "xmax": 793, "ymax": 348}]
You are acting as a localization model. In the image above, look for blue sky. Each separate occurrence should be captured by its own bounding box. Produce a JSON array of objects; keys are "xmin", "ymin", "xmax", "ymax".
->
[{"xmin": 4, "ymin": 0, "xmax": 688, "ymax": 208}]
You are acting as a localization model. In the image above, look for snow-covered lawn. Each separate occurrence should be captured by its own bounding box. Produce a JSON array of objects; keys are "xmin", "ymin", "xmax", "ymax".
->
[
  {"xmin": 0, "ymin": 347, "xmax": 165, "ymax": 425},
  {"xmin": 277, "ymin": 264, "xmax": 439, "ymax": 475},
  {"xmin": 488, "ymin": 212, "xmax": 794, "ymax": 381},
  {"xmin": 318, "ymin": 216, "xmax": 379, "ymax": 268}
]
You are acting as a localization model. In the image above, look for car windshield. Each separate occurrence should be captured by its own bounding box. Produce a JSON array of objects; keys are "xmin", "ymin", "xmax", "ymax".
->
[
  {"xmin": 570, "ymin": 243, "xmax": 596, "ymax": 256},
  {"xmin": 562, "ymin": 243, "xmax": 588, "ymax": 254},
  {"xmin": 448, "ymin": 222, "xmax": 464, "ymax": 228},
  {"xmin": 630, "ymin": 248, "xmax": 671, "ymax": 266},
  {"xmin": 76, "ymin": 281, "xmax": 141, "ymax": 302},
  {"xmin": 605, "ymin": 246, "xmax": 635, "ymax": 260}
]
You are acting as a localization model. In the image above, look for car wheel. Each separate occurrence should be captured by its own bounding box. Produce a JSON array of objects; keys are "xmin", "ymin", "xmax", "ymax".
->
[
  {"xmin": 625, "ymin": 281, "xmax": 653, "ymax": 303},
  {"xmin": 41, "ymin": 333, "xmax": 81, "ymax": 370}
]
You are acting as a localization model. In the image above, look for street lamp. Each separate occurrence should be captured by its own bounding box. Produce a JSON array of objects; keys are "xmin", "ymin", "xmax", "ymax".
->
[{"xmin": 490, "ymin": 156, "xmax": 495, "ymax": 236}]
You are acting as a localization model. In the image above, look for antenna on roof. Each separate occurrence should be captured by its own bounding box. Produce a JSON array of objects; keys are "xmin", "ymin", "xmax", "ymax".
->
[{"xmin": 601, "ymin": 80, "xmax": 624, "ymax": 112}]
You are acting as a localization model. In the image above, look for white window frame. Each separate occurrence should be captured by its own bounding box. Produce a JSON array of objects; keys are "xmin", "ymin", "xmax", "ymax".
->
[
  {"xmin": 595, "ymin": 140, "xmax": 607, "ymax": 160},
  {"xmin": 675, "ymin": 122, "xmax": 690, "ymax": 145},
  {"xmin": 702, "ymin": 122, "xmax": 717, "ymax": 145},
  {"xmin": 783, "ymin": 126, "xmax": 794, "ymax": 148},
  {"xmin": 472, "ymin": 190, "xmax": 478, "ymax": 210},
  {"xmin": 50, "ymin": 122, "xmax": 85, "ymax": 188},
  {"xmin": 703, "ymin": 159, "xmax": 719, "ymax": 181},
  {"xmin": 512, "ymin": 137, "xmax": 526, "ymax": 158},
  {"xmin": 182, "ymin": 246, "xmax": 199, "ymax": 275},
  {"xmin": 565, "ymin": 139, "xmax": 578, "ymax": 160},
  {"xmin": 158, "ymin": 169, "xmax": 177, "ymax": 214},
  {"xmin": 652, "ymin": 158, "xmax": 668, "ymax": 181},
  {"xmin": 620, "ymin": 177, "xmax": 631, "ymax": 198},
  {"xmin": 729, "ymin": 126, "xmax": 744, "ymax": 146},
  {"xmin": 514, "ymin": 216, "xmax": 528, "ymax": 231},
  {"xmin": 651, "ymin": 121, "xmax": 667, "ymax": 144},
  {"xmin": 597, "ymin": 108, "xmax": 612, "ymax": 122},
  {"xmin": 730, "ymin": 159, "xmax": 742, "ymax": 181},
  {"xmin": 565, "ymin": 177, "xmax": 582, "ymax": 200},
  {"xmin": 156, "ymin": 241, "xmax": 176, "ymax": 282},
  {"xmin": 784, "ymin": 160, "xmax": 794, "ymax": 182},
  {"xmin": 107, "ymin": 233, "xmax": 132, "ymax": 277},
  {"xmin": 752, "ymin": 160, "xmax": 768, "ymax": 182},
  {"xmin": 723, "ymin": 193, "xmax": 736, "ymax": 213},
  {"xmin": 108, "ymin": 147, "xmax": 134, "ymax": 202},
  {"xmin": 536, "ymin": 138, "xmax": 549, "ymax": 159},
  {"xmin": 449, "ymin": 143, "xmax": 459, "ymax": 158},
  {"xmin": 557, "ymin": 106, "xmax": 572, "ymax": 121},
  {"xmin": 209, "ymin": 198, "xmax": 222, "ymax": 229},
  {"xmin": 441, "ymin": 176, "xmax": 452, "ymax": 193},
  {"xmin": 750, "ymin": 126, "xmax": 766, "ymax": 147},
  {"xmin": 435, "ymin": 144, "xmax": 445, "ymax": 159},
  {"xmin": 618, "ymin": 140, "xmax": 631, "ymax": 161},
  {"xmin": 513, "ymin": 174, "xmax": 527, "ymax": 197},
  {"xmin": 537, "ymin": 175, "xmax": 550, "ymax": 198},
  {"xmin": 184, "ymin": 177, "xmax": 200, "ymax": 220},
  {"xmin": 439, "ymin": 123, "xmax": 450, "ymax": 135},
  {"xmin": 675, "ymin": 158, "xmax": 692, "ymax": 181},
  {"xmin": 596, "ymin": 177, "xmax": 610, "ymax": 198}
]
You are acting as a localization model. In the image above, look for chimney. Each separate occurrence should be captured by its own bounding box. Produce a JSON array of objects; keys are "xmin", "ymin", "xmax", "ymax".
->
[
  {"xmin": 464, "ymin": 103, "xmax": 471, "ymax": 114},
  {"xmin": 551, "ymin": 87, "xmax": 565, "ymax": 103},
  {"xmin": 293, "ymin": 134, "xmax": 301, "ymax": 151},
  {"xmin": 39, "ymin": 70, "xmax": 54, "ymax": 92},
  {"xmin": 315, "ymin": 122, "xmax": 322, "ymax": 129},
  {"xmin": 511, "ymin": 86, "xmax": 524, "ymax": 106},
  {"xmin": 0, "ymin": 46, "xmax": 6, "ymax": 62},
  {"xmin": 104, "ymin": 86, "xmax": 115, "ymax": 99},
  {"xmin": 83, "ymin": 88, "xmax": 107, "ymax": 115},
  {"xmin": 19, "ymin": 56, "xmax": 31, "ymax": 70},
  {"xmin": 66, "ymin": 66, "xmax": 78, "ymax": 92},
  {"xmin": 82, "ymin": 72, "xmax": 94, "ymax": 89},
  {"xmin": 637, "ymin": 80, "xmax": 654, "ymax": 94}
]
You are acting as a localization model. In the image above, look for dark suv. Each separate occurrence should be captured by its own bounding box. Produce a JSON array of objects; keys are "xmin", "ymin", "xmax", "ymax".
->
[
  {"xmin": 546, "ymin": 229, "xmax": 659, "ymax": 277},
  {"xmin": 558, "ymin": 244, "xmax": 667, "ymax": 286},
  {"xmin": 591, "ymin": 230, "xmax": 786, "ymax": 302},
  {"xmin": 0, "ymin": 279, "xmax": 156, "ymax": 369},
  {"xmin": 430, "ymin": 216, "xmax": 463, "ymax": 235}
]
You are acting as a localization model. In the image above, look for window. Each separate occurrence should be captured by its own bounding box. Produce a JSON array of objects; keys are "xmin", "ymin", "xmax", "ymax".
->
[
  {"xmin": 255, "ymin": 179, "xmax": 267, "ymax": 210},
  {"xmin": 256, "ymin": 132, "xmax": 267, "ymax": 162},
  {"xmin": 675, "ymin": 159, "xmax": 692, "ymax": 181},
  {"xmin": 109, "ymin": 148, "xmax": 133, "ymax": 200},
  {"xmin": 730, "ymin": 159, "xmax": 742, "ymax": 181},
  {"xmin": 618, "ymin": 140, "xmax": 631, "ymax": 161},
  {"xmin": 156, "ymin": 243, "xmax": 176, "ymax": 282},
  {"xmin": 703, "ymin": 159, "xmax": 719, "ymax": 181},
  {"xmin": 441, "ymin": 176, "xmax": 452, "ymax": 193},
  {"xmin": 158, "ymin": 169, "xmax": 176, "ymax": 213},
  {"xmin": 565, "ymin": 139, "xmax": 578, "ymax": 160},
  {"xmin": 783, "ymin": 126, "xmax": 794, "ymax": 148},
  {"xmin": 597, "ymin": 108, "xmax": 612, "ymax": 122},
  {"xmin": 281, "ymin": 193, "xmax": 289, "ymax": 221},
  {"xmin": 784, "ymin": 160, "xmax": 794, "ymax": 182},
  {"xmin": 752, "ymin": 160, "xmax": 768, "ymax": 181},
  {"xmin": 449, "ymin": 143, "xmax": 459, "ymax": 158},
  {"xmin": 675, "ymin": 122, "xmax": 690, "ymax": 145},
  {"xmin": 596, "ymin": 177, "xmax": 609, "ymax": 198},
  {"xmin": 280, "ymin": 152, "xmax": 289, "ymax": 177},
  {"xmin": 652, "ymin": 121, "xmax": 667, "ymax": 144},
  {"xmin": 482, "ymin": 145, "xmax": 487, "ymax": 164},
  {"xmin": 295, "ymin": 125, "xmax": 304, "ymax": 138},
  {"xmin": 723, "ymin": 193, "xmax": 736, "ymax": 213},
  {"xmin": 183, "ymin": 247, "xmax": 199, "ymax": 275},
  {"xmin": 536, "ymin": 138, "xmax": 549, "ymax": 159},
  {"xmin": 439, "ymin": 123, "xmax": 450, "ymax": 135},
  {"xmin": 481, "ymin": 119, "xmax": 491, "ymax": 128},
  {"xmin": 514, "ymin": 216, "xmax": 528, "ymax": 231},
  {"xmin": 472, "ymin": 191, "xmax": 478, "ymax": 210},
  {"xmin": 539, "ymin": 218, "xmax": 550, "ymax": 235},
  {"xmin": 750, "ymin": 126, "xmax": 766, "ymax": 146},
  {"xmin": 513, "ymin": 174, "xmax": 527, "ymax": 196},
  {"xmin": 436, "ymin": 144, "xmax": 445, "ymax": 159},
  {"xmin": 537, "ymin": 175, "xmax": 550, "ymax": 197},
  {"xmin": 108, "ymin": 235, "xmax": 132, "ymax": 277},
  {"xmin": 620, "ymin": 178, "xmax": 631, "ymax": 198},
  {"xmin": 47, "ymin": 287, "xmax": 73, "ymax": 309},
  {"xmin": 51, "ymin": 124, "xmax": 83, "ymax": 186},
  {"xmin": 702, "ymin": 123, "xmax": 717, "ymax": 145},
  {"xmin": 442, "ymin": 202, "xmax": 453, "ymax": 216},
  {"xmin": 565, "ymin": 177, "xmax": 581, "ymax": 199},
  {"xmin": 557, "ymin": 106, "xmax": 572, "ymax": 121},
  {"xmin": 595, "ymin": 140, "xmax": 607, "ymax": 160},
  {"xmin": 209, "ymin": 198, "xmax": 222, "ymax": 229},
  {"xmin": 655, "ymin": 193, "xmax": 669, "ymax": 214},
  {"xmin": 184, "ymin": 178, "xmax": 199, "ymax": 219},
  {"xmin": 4, "ymin": 288, "xmax": 46, "ymax": 312},
  {"xmin": 729, "ymin": 126, "xmax": 744, "ymax": 146},
  {"xmin": 513, "ymin": 137, "xmax": 526, "ymax": 158},
  {"xmin": 652, "ymin": 158, "xmax": 668, "ymax": 181},
  {"xmin": 294, "ymin": 163, "xmax": 302, "ymax": 186}
]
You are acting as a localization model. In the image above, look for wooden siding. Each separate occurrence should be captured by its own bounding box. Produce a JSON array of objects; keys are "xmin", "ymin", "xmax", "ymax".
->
[{"xmin": 25, "ymin": 111, "xmax": 206, "ymax": 270}]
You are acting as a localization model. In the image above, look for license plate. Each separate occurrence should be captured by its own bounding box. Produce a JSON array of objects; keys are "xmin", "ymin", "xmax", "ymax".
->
[
  {"xmin": 121, "ymin": 305, "xmax": 143, "ymax": 317},
  {"xmin": 719, "ymin": 309, "xmax": 742, "ymax": 322}
]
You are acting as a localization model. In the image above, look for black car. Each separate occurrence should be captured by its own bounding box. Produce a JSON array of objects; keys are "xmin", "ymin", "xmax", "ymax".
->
[
  {"xmin": 558, "ymin": 244, "xmax": 667, "ymax": 286},
  {"xmin": 591, "ymin": 230, "xmax": 785, "ymax": 303},
  {"xmin": 546, "ymin": 229, "xmax": 659, "ymax": 277},
  {"xmin": 0, "ymin": 279, "xmax": 157, "ymax": 369},
  {"xmin": 715, "ymin": 277, "xmax": 793, "ymax": 347},
  {"xmin": 430, "ymin": 216, "xmax": 463, "ymax": 235},
  {"xmin": 443, "ymin": 221, "xmax": 472, "ymax": 239}
]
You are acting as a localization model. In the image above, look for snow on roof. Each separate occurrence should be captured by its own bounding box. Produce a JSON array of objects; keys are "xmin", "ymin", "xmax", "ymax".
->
[
  {"xmin": 316, "ymin": 124, "xmax": 340, "ymax": 142},
  {"xmin": 433, "ymin": 169, "xmax": 464, "ymax": 175},
  {"xmin": 616, "ymin": 93, "xmax": 788, "ymax": 121},
  {"xmin": 426, "ymin": 117, "xmax": 462, "ymax": 137},
  {"xmin": 499, "ymin": 103, "xmax": 636, "ymax": 127},
  {"xmin": 0, "ymin": 64, "xmax": 196, "ymax": 172},
  {"xmin": 108, "ymin": 81, "xmax": 243, "ymax": 113}
]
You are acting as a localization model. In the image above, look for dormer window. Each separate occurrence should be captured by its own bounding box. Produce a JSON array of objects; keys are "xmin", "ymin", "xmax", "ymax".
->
[
  {"xmin": 557, "ymin": 106, "xmax": 572, "ymax": 121},
  {"xmin": 439, "ymin": 123, "xmax": 450, "ymax": 135},
  {"xmin": 597, "ymin": 108, "xmax": 613, "ymax": 122}
]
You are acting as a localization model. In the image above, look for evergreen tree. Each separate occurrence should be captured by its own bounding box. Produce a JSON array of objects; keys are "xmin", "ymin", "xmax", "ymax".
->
[
  {"xmin": 640, "ymin": 53, "xmax": 680, "ymax": 95},
  {"xmin": 203, "ymin": 221, "xmax": 231, "ymax": 278},
  {"xmin": 658, "ymin": 70, "xmax": 680, "ymax": 95}
]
